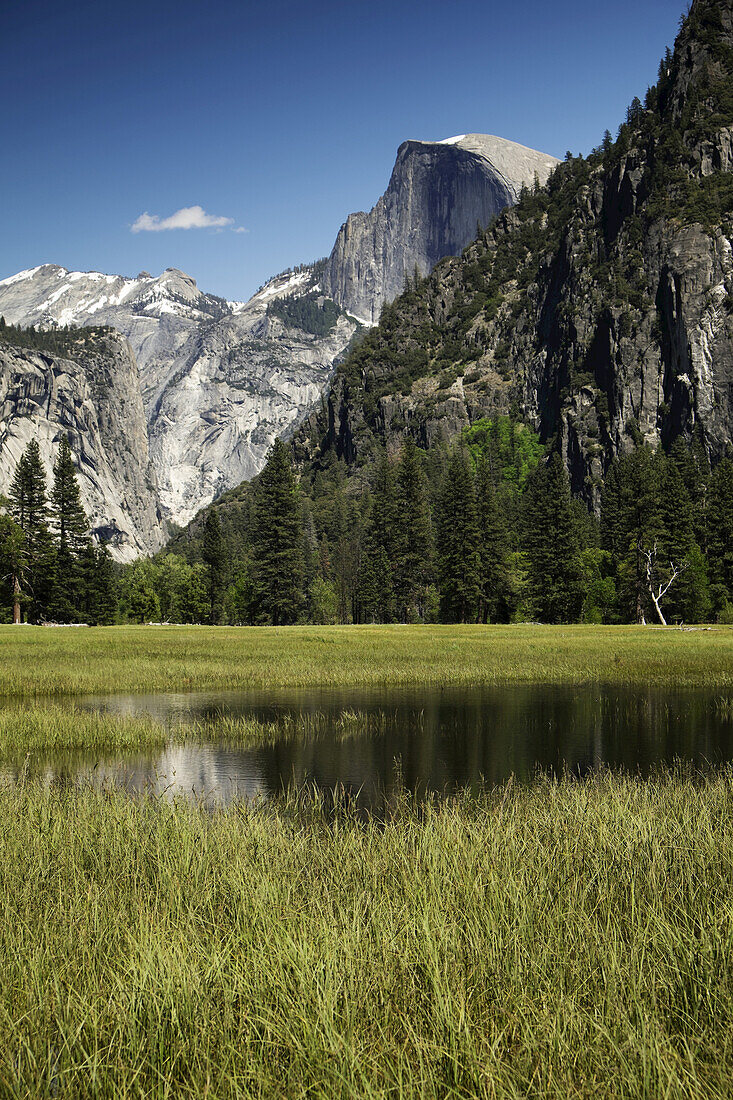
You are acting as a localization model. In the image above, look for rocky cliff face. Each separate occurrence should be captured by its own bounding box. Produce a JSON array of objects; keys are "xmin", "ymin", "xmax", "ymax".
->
[
  {"xmin": 0, "ymin": 264, "xmax": 359, "ymax": 527},
  {"xmin": 322, "ymin": 135, "xmax": 559, "ymax": 324},
  {"xmin": 298, "ymin": 0, "xmax": 733, "ymax": 505},
  {"xmin": 147, "ymin": 286, "xmax": 358, "ymax": 523},
  {"xmin": 0, "ymin": 131, "xmax": 560, "ymax": 536},
  {"xmin": 0, "ymin": 329, "xmax": 163, "ymax": 560}
]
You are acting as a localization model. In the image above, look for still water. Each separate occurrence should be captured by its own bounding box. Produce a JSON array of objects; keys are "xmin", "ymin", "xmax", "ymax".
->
[{"xmin": 4, "ymin": 684, "xmax": 733, "ymax": 806}]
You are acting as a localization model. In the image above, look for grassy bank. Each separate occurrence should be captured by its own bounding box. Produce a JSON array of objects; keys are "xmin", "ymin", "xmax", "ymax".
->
[
  {"xmin": 0, "ymin": 706, "xmax": 170, "ymax": 755},
  {"xmin": 0, "ymin": 707, "xmax": 386, "ymax": 758},
  {"xmin": 1, "ymin": 623, "xmax": 732, "ymax": 696},
  {"xmin": 0, "ymin": 770, "xmax": 731, "ymax": 1097}
]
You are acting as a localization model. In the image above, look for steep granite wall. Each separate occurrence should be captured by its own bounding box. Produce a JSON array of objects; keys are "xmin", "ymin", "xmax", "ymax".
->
[
  {"xmin": 322, "ymin": 135, "xmax": 559, "ymax": 324},
  {"xmin": 0, "ymin": 330, "xmax": 164, "ymax": 559}
]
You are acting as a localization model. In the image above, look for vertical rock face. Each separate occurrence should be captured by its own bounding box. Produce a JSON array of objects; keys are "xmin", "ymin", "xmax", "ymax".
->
[
  {"xmin": 322, "ymin": 135, "xmax": 559, "ymax": 323},
  {"xmin": 296, "ymin": 1, "xmax": 733, "ymax": 506},
  {"xmin": 0, "ymin": 330, "xmax": 163, "ymax": 559},
  {"xmin": 0, "ymin": 265, "xmax": 359, "ymax": 527},
  {"xmin": 0, "ymin": 134, "xmax": 558, "ymax": 538}
]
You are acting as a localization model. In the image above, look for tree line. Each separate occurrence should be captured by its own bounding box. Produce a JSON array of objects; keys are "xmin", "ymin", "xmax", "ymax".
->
[
  {"xmin": 124, "ymin": 420, "xmax": 733, "ymax": 627},
  {"xmin": 0, "ymin": 438, "xmax": 116, "ymax": 624},
  {"xmin": 4, "ymin": 421, "xmax": 731, "ymax": 627}
]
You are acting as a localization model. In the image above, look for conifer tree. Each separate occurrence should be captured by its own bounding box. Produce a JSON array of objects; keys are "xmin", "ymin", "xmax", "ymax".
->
[
  {"xmin": 394, "ymin": 440, "xmax": 432, "ymax": 621},
  {"xmin": 8, "ymin": 439, "xmax": 55, "ymax": 621},
  {"xmin": 475, "ymin": 452, "xmax": 509, "ymax": 622},
  {"xmin": 357, "ymin": 452, "xmax": 398, "ymax": 623},
  {"xmin": 524, "ymin": 453, "xmax": 584, "ymax": 623},
  {"xmin": 80, "ymin": 541, "xmax": 118, "ymax": 626},
  {"xmin": 49, "ymin": 435, "xmax": 89, "ymax": 621},
  {"xmin": 202, "ymin": 510, "xmax": 226, "ymax": 624},
  {"xmin": 51, "ymin": 435, "xmax": 88, "ymax": 552},
  {"xmin": 0, "ymin": 516, "xmax": 27, "ymax": 624},
  {"xmin": 601, "ymin": 448, "xmax": 662, "ymax": 623},
  {"xmin": 657, "ymin": 454, "xmax": 709, "ymax": 622},
  {"xmin": 91, "ymin": 543, "xmax": 118, "ymax": 625},
  {"xmin": 249, "ymin": 439, "xmax": 304, "ymax": 625},
  {"xmin": 435, "ymin": 446, "xmax": 480, "ymax": 623},
  {"xmin": 707, "ymin": 457, "xmax": 733, "ymax": 613}
]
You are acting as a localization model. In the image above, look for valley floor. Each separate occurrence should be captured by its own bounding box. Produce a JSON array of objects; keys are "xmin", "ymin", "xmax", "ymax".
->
[
  {"xmin": 1, "ymin": 622, "xmax": 733, "ymax": 696},
  {"xmin": 0, "ymin": 771, "xmax": 731, "ymax": 1098},
  {"xmin": 2, "ymin": 626, "xmax": 732, "ymax": 1097}
]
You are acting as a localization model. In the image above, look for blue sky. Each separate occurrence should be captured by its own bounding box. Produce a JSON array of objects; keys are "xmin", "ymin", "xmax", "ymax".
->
[{"xmin": 1, "ymin": 0, "xmax": 686, "ymax": 302}]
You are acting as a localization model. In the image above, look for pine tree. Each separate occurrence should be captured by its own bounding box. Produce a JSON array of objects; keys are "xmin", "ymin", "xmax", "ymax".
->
[
  {"xmin": 51, "ymin": 435, "xmax": 88, "ymax": 552},
  {"xmin": 202, "ymin": 510, "xmax": 226, "ymax": 624},
  {"xmin": 435, "ymin": 446, "xmax": 481, "ymax": 623},
  {"xmin": 49, "ymin": 435, "xmax": 89, "ymax": 621},
  {"xmin": 657, "ymin": 454, "xmax": 709, "ymax": 622},
  {"xmin": 8, "ymin": 439, "xmax": 55, "ymax": 621},
  {"xmin": 601, "ymin": 448, "xmax": 663, "ymax": 623},
  {"xmin": 707, "ymin": 457, "xmax": 733, "ymax": 613},
  {"xmin": 81, "ymin": 542, "xmax": 118, "ymax": 625},
  {"xmin": 249, "ymin": 439, "xmax": 304, "ymax": 625},
  {"xmin": 357, "ymin": 452, "xmax": 398, "ymax": 623},
  {"xmin": 394, "ymin": 440, "xmax": 432, "ymax": 621},
  {"xmin": 524, "ymin": 453, "xmax": 584, "ymax": 623},
  {"xmin": 0, "ymin": 516, "xmax": 27, "ymax": 624},
  {"xmin": 475, "ymin": 452, "xmax": 509, "ymax": 622}
]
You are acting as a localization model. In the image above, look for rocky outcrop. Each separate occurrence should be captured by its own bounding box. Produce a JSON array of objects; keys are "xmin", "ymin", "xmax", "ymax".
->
[
  {"xmin": 0, "ymin": 264, "xmax": 359, "ymax": 527},
  {"xmin": 297, "ymin": 0, "xmax": 733, "ymax": 507},
  {"xmin": 322, "ymin": 135, "xmax": 559, "ymax": 323},
  {"xmin": 0, "ymin": 330, "xmax": 164, "ymax": 560},
  {"xmin": 148, "ymin": 304, "xmax": 358, "ymax": 524},
  {"xmin": 0, "ymin": 134, "xmax": 559, "ymax": 533}
]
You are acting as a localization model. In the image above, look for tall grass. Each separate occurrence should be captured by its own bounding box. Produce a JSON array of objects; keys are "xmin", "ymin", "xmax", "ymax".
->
[
  {"xmin": 1, "ymin": 623, "xmax": 732, "ymax": 696},
  {"xmin": 0, "ymin": 705, "xmax": 169, "ymax": 753},
  {"xmin": 0, "ymin": 770, "xmax": 731, "ymax": 1097}
]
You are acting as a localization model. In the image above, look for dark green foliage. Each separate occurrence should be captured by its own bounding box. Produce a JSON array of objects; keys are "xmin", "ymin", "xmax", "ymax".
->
[
  {"xmin": 0, "ymin": 318, "xmax": 112, "ymax": 357},
  {"xmin": 8, "ymin": 440, "xmax": 55, "ymax": 620},
  {"xmin": 267, "ymin": 292, "xmax": 342, "ymax": 336},
  {"xmin": 357, "ymin": 455, "xmax": 398, "ymax": 623},
  {"xmin": 249, "ymin": 440, "xmax": 304, "ymax": 625},
  {"xmin": 707, "ymin": 457, "xmax": 733, "ymax": 614},
  {"xmin": 3, "ymin": 437, "xmax": 121, "ymax": 624},
  {"xmin": 475, "ymin": 453, "xmax": 510, "ymax": 623},
  {"xmin": 524, "ymin": 454, "xmax": 584, "ymax": 624},
  {"xmin": 202, "ymin": 511, "xmax": 226, "ymax": 624},
  {"xmin": 51, "ymin": 435, "xmax": 88, "ymax": 555},
  {"xmin": 79, "ymin": 542, "xmax": 119, "ymax": 626},
  {"xmin": 435, "ymin": 447, "xmax": 481, "ymax": 623},
  {"xmin": 601, "ymin": 448, "xmax": 662, "ymax": 623},
  {"xmin": 0, "ymin": 515, "xmax": 27, "ymax": 624},
  {"xmin": 393, "ymin": 441, "xmax": 432, "ymax": 621},
  {"xmin": 600, "ymin": 447, "xmax": 714, "ymax": 624},
  {"xmin": 47, "ymin": 435, "xmax": 89, "ymax": 622},
  {"xmin": 120, "ymin": 560, "xmax": 161, "ymax": 623}
]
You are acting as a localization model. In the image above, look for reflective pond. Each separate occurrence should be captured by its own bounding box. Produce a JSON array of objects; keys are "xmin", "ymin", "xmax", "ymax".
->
[{"xmin": 3, "ymin": 683, "xmax": 733, "ymax": 806}]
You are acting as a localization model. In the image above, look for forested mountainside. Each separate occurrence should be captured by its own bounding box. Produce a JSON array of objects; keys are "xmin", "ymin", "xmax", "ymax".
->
[
  {"xmin": 298, "ymin": 0, "xmax": 733, "ymax": 507},
  {"xmin": 0, "ymin": 131, "xmax": 554, "ymax": 529},
  {"xmin": 151, "ymin": 0, "xmax": 733, "ymax": 630},
  {"xmin": 0, "ymin": 321, "xmax": 163, "ymax": 560}
]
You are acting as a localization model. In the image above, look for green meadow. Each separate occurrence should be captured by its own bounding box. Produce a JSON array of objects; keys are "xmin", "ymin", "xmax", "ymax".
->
[
  {"xmin": 0, "ymin": 770, "xmax": 731, "ymax": 1098},
  {"xmin": 1, "ymin": 622, "xmax": 732, "ymax": 696},
  {"xmin": 1, "ymin": 625, "xmax": 732, "ymax": 1096}
]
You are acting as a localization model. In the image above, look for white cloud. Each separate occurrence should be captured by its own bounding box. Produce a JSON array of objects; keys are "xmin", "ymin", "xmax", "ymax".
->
[{"xmin": 131, "ymin": 205, "xmax": 238, "ymax": 233}]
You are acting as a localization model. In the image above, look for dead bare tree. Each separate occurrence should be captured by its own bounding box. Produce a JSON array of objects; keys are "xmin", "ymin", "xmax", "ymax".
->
[{"xmin": 643, "ymin": 541, "xmax": 689, "ymax": 625}]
